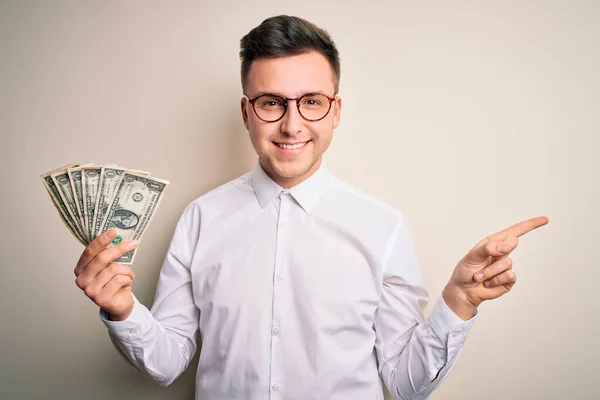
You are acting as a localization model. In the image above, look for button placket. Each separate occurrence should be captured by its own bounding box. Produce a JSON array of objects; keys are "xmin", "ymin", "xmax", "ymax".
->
[
  {"xmin": 268, "ymin": 192, "xmax": 291, "ymax": 398},
  {"xmin": 277, "ymin": 192, "xmax": 290, "ymax": 228}
]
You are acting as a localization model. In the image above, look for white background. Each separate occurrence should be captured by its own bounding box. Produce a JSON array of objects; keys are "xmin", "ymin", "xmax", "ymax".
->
[{"xmin": 0, "ymin": 1, "xmax": 598, "ymax": 399}]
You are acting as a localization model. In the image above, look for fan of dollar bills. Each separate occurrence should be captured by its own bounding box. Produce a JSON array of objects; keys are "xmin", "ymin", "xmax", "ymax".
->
[{"xmin": 40, "ymin": 164, "xmax": 169, "ymax": 265}]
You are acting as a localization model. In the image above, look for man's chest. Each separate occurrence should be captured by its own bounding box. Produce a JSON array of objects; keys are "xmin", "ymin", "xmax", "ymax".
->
[{"xmin": 189, "ymin": 213, "xmax": 384, "ymax": 332}]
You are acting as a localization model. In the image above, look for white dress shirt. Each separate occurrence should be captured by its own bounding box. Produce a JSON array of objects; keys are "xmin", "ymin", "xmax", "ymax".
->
[{"xmin": 101, "ymin": 160, "xmax": 476, "ymax": 400}]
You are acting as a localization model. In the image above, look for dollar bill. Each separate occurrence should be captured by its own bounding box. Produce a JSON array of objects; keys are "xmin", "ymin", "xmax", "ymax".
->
[
  {"xmin": 91, "ymin": 167, "xmax": 149, "ymax": 239},
  {"xmin": 52, "ymin": 169, "xmax": 87, "ymax": 241},
  {"xmin": 81, "ymin": 166, "xmax": 103, "ymax": 241},
  {"xmin": 68, "ymin": 164, "xmax": 94, "ymax": 242},
  {"xmin": 40, "ymin": 164, "xmax": 86, "ymax": 245},
  {"xmin": 98, "ymin": 172, "xmax": 169, "ymax": 264},
  {"xmin": 41, "ymin": 163, "xmax": 167, "ymax": 261}
]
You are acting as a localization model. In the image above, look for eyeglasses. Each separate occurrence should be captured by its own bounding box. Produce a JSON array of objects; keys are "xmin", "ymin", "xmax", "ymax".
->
[{"xmin": 245, "ymin": 92, "xmax": 337, "ymax": 123}]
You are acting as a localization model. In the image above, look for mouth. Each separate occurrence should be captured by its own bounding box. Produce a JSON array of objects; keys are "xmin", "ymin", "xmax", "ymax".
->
[{"xmin": 273, "ymin": 140, "xmax": 311, "ymax": 154}]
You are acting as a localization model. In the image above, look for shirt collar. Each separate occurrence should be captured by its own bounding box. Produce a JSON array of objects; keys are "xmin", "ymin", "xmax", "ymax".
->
[{"xmin": 251, "ymin": 159, "xmax": 331, "ymax": 213}]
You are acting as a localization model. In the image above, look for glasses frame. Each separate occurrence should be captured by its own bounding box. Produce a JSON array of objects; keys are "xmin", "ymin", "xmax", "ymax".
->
[{"xmin": 244, "ymin": 92, "xmax": 337, "ymax": 123}]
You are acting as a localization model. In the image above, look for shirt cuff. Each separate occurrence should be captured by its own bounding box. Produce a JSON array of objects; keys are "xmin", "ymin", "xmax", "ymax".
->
[
  {"xmin": 99, "ymin": 295, "xmax": 150, "ymax": 340},
  {"xmin": 428, "ymin": 296, "xmax": 478, "ymax": 347}
]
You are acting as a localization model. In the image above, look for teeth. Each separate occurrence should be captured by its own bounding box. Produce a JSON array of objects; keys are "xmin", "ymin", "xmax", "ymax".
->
[{"xmin": 277, "ymin": 141, "xmax": 308, "ymax": 150}]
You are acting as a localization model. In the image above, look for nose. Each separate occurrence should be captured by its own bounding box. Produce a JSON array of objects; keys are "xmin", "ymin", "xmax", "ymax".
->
[{"xmin": 279, "ymin": 100, "xmax": 303, "ymax": 136}]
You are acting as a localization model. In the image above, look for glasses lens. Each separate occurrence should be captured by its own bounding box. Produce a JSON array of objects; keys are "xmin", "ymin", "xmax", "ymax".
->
[
  {"xmin": 253, "ymin": 94, "xmax": 286, "ymax": 122},
  {"xmin": 298, "ymin": 94, "xmax": 331, "ymax": 121}
]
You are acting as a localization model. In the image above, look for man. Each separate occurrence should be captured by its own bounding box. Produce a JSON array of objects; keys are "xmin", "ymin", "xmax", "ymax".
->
[{"xmin": 74, "ymin": 15, "xmax": 548, "ymax": 399}]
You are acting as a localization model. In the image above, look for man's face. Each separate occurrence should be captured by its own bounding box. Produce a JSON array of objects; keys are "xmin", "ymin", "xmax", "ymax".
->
[{"xmin": 241, "ymin": 51, "xmax": 342, "ymax": 188}]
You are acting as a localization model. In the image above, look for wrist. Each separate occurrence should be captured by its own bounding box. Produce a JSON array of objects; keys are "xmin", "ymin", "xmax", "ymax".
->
[
  {"xmin": 107, "ymin": 305, "xmax": 133, "ymax": 322},
  {"xmin": 442, "ymin": 284, "xmax": 478, "ymax": 321}
]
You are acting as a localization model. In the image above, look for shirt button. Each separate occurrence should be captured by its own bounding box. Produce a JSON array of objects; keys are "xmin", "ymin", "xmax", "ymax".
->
[
  {"xmin": 129, "ymin": 328, "xmax": 137, "ymax": 335},
  {"xmin": 272, "ymin": 384, "xmax": 280, "ymax": 392},
  {"xmin": 272, "ymin": 327, "xmax": 280, "ymax": 336},
  {"xmin": 279, "ymin": 220, "xmax": 287, "ymax": 227},
  {"xmin": 452, "ymin": 331, "xmax": 460, "ymax": 338},
  {"xmin": 275, "ymin": 274, "xmax": 282, "ymax": 282}
]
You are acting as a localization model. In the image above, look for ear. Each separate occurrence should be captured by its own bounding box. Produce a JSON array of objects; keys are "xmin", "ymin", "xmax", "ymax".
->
[
  {"xmin": 332, "ymin": 96, "xmax": 342, "ymax": 129},
  {"xmin": 241, "ymin": 97, "xmax": 250, "ymax": 130}
]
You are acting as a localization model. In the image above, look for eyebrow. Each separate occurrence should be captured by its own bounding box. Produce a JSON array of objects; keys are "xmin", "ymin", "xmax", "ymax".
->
[{"xmin": 249, "ymin": 91, "xmax": 328, "ymax": 99}]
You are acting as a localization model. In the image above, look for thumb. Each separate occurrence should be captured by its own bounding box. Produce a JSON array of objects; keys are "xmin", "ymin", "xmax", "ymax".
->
[{"xmin": 465, "ymin": 237, "xmax": 510, "ymax": 265}]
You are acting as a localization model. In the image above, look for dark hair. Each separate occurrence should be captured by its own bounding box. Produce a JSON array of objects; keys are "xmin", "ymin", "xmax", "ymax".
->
[{"xmin": 239, "ymin": 15, "xmax": 341, "ymax": 93}]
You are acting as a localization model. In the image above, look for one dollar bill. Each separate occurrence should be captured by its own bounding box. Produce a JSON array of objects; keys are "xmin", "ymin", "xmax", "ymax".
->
[
  {"xmin": 52, "ymin": 169, "xmax": 88, "ymax": 240},
  {"xmin": 98, "ymin": 172, "xmax": 169, "ymax": 264},
  {"xmin": 40, "ymin": 164, "xmax": 86, "ymax": 245},
  {"xmin": 67, "ymin": 164, "xmax": 95, "ymax": 242},
  {"xmin": 91, "ymin": 166, "xmax": 149, "ymax": 239},
  {"xmin": 81, "ymin": 166, "xmax": 103, "ymax": 242}
]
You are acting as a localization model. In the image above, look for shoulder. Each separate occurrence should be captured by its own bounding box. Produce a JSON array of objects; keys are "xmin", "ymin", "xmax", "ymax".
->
[
  {"xmin": 179, "ymin": 171, "xmax": 254, "ymax": 224},
  {"xmin": 318, "ymin": 175, "xmax": 413, "ymax": 269},
  {"xmin": 326, "ymin": 175, "xmax": 405, "ymax": 225}
]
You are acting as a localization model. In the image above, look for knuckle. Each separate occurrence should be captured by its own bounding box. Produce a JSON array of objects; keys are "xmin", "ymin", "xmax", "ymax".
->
[
  {"xmin": 116, "ymin": 275, "xmax": 131, "ymax": 286},
  {"xmin": 75, "ymin": 276, "xmax": 86, "ymax": 290},
  {"xmin": 82, "ymin": 246, "xmax": 93, "ymax": 260},
  {"xmin": 97, "ymin": 252, "xmax": 112, "ymax": 266},
  {"xmin": 108, "ymin": 263, "xmax": 119, "ymax": 275},
  {"xmin": 93, "ymin": 234, "xmax": 104, "ymax": 244},
  {"xmin": 82, "ymin": 248, "xmax": 95, "ymax": 263},
  {"xmin": 114, "ymin": 264, "xmax": 130, "ymax": 275},
  {"xmin": 94, "ymin": 232, "xmax": 108, "ymax": 244},
  {"xmin": 118, "ymin": 242, "xmax": 135, "ymax": 254},
  {"xmin": 83, "ymin": 286, "xmax": 96, "ymax": 299}
]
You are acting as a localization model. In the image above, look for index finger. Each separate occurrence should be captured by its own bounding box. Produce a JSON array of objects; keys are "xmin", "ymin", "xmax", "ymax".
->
[
  {"xmin": 491, "ymin": 216, "xmax": 549, "ymax": 241},
  {"xmin": 74, "ymin": 229, "xmax": 118, "ymax": 275}
]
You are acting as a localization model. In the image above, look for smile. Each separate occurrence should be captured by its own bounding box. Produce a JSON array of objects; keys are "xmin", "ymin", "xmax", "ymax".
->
[{"xmin": 275, "ymin": 141, "xmax": 310, "ymax": 150}]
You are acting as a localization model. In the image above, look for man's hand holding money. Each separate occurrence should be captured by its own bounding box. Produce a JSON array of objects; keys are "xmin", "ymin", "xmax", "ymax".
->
[{"xmin": 74, "ymin": 229, "xmax": 140, "ymax": 321}]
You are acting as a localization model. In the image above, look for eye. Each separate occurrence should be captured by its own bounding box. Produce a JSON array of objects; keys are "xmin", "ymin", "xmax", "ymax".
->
[
  {"xmin": 300, "ymin": 95, "xmax": 325, "ymax": 108},
  {"xmin": 257, "ymin": 95, "xmax": 284, "ymax": 109}
]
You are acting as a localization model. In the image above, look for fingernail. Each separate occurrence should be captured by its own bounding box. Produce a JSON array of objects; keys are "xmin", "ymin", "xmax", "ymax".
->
[
  {"xmin": 497, "ymin": 244, "xmax": 506, "ymax": 253},
  {"xmin": 125, "ymin": 239, "xmax": 138, "ymax": 248},
  {"xmin": 105, "ymin": 229, "xmax": 117, "ymax": 240},
  {"xmin": 475, "ymin": 272, "xmax": 484, "ymax": 281},
  {"xmin": 484, "ymin": 280, "xmax": 491, "ymax": 287}
]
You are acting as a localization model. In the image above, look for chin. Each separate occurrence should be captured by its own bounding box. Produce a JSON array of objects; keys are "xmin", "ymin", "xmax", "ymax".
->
[
  {"xmin": 273, "ymin": 164, "xmax": 308, "ymax": 179},
  {"xmin": 269, "ymin": 159, "xmax": 314, "ymax": 181}
]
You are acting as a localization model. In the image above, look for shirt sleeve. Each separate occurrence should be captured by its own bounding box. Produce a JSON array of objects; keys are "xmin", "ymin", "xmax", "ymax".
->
[
  {"xmin": 374, "ymin": 215, "xmax": 477, "ymax": 399},
  {"xmin": 99, "ymin": 204, "xmax": 201, "ymax": 387}
]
